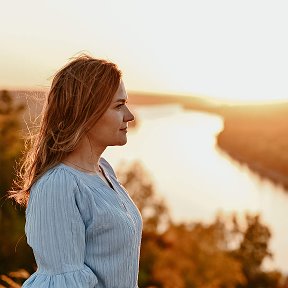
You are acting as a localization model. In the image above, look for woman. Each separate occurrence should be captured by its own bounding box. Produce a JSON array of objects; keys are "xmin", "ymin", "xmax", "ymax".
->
[{"xmin": 9, "ymin": 55, "xmax": 143, "ymax": 288}]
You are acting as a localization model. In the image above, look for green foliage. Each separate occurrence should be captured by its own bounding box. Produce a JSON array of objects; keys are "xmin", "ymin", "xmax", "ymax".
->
[{"xmin": 0, "ymin": 90, "xmax": 35, "ymax": 274}]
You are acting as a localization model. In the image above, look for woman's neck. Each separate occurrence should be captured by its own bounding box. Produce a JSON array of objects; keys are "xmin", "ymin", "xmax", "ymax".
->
[{"xmin": 62, "ymin": 136, "xmax": 106, "ymax": 172}]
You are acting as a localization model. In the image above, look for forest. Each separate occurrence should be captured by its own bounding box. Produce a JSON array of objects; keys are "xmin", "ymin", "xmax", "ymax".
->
[{"xmin": 0, "ymin": 90, "xmax": 287, "ymax": 287}]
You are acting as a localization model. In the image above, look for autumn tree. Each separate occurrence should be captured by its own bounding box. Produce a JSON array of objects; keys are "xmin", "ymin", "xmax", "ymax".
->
[
  {"xmin": 232, "ymin": 214, "xmax": 282, "ymax": 288},
  {"xmin": 0, "ymin": 90, "xmax": 24, "ymax": 192},
  {"xmin": 151, "ymin": 218, "xmax": 246, "ymax": 288},
  {"xmin": 0, "ymin": 90, "xmax": 35, "ymax": 274},
  {"xmin": 115, "ymin": 163, "xmax": 284, "ymax": 288}
]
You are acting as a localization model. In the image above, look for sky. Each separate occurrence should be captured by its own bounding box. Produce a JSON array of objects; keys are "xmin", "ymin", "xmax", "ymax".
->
[{"xmin": 0, "ymin": 0, "xmax": 287, "ymax": 103}]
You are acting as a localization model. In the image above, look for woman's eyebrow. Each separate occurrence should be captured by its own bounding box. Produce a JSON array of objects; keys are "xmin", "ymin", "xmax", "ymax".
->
[{"xmin": 115, "ymin": 99, "xmax": 128, "ymax": 103}]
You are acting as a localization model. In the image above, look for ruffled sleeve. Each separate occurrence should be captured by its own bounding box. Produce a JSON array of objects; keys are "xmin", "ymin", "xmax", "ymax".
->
[
  {"xmin": 22, "ymin": 168, "xmax": 98, "ymax": 287},
  {"xmin": 22, "ymin": 265, "xmax": 98, "ymax": 287}
]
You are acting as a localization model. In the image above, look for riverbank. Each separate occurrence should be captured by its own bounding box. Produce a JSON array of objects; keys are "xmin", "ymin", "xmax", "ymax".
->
[{"xmin": 216, "ymin": 103, "xmax": 288, "ymax": 191}]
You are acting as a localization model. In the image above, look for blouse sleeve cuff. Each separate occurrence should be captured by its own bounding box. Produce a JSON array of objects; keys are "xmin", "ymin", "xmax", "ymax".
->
[{"xmin": 22, "ymin": 265, "xmax": 98, "ymax": 288}]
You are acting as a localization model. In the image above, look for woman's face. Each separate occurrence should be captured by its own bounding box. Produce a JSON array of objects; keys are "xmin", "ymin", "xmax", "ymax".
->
[{"xmin": 87, "ymin": 80, "xmax": 135, "ymax": 147}]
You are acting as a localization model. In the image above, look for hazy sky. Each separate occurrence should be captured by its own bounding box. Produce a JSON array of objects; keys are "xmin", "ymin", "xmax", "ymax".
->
[{"xmin": 0, "ymin": 0, "xmax": 287, "ymax": 103}]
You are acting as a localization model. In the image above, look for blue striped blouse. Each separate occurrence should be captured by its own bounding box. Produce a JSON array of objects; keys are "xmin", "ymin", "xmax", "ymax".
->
[{"xmin": 22, "ymin": 157, "xmax": 143, "ymax": 288}]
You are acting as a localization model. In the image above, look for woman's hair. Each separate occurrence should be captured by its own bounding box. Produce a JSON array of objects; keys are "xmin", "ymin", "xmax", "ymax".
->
[{"xmin": 9, "ymin": 54, "xmax": 122, "ymax": 207}]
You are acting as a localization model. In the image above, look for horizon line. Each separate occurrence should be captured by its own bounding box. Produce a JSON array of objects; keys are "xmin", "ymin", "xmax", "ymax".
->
[{"xmin": 1, "ymin": 85, "xmax": 288, "ymax": 106}]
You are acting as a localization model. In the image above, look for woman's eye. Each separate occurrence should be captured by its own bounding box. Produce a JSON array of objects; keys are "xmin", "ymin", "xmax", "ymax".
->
[{"xmin": 116, "ymin": 104, "xmax": 124, "ymax": 109}]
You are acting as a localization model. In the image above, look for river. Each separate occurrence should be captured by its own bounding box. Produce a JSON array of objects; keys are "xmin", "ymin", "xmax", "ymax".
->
[{"xmin": 102, "ymin": 104, "xmax": 288, "ymax": 274}]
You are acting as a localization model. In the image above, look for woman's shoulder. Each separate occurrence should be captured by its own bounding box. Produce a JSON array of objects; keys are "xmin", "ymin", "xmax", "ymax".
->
[
  {"xmin": 31, "ymin": 158, "xmax": 116, "ymax": 196},
  {"xmin": 30, "ymin": 164, "xmax": 82, "ymax": 199},
  {"xmin": 33, "ymin": 164, "xmax": 77, "ymax": 186},
  {"xmin": 27, "ymin": 165, "xmax": 82, "ymax": 216}
]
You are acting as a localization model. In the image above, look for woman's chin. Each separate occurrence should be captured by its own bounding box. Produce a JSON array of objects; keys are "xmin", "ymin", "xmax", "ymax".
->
[
  {"xmin": 110, "ymin": 137, "xmax": 128, "ymax": 146},
  {"xmin": 119, "ymin": 138, "xmax": 128, "ymax": 146}
]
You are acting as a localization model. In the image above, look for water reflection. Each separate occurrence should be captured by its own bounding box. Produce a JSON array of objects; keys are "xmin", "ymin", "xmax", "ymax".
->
[{"xmin": 103, "ymin": 104, "xmax": 288, "ymax": 273}]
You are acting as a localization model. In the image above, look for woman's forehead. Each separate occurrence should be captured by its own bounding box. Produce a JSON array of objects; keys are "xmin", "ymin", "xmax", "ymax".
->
[{"xmin": 113, "ymin": 81, "xmax": 128, "ymax": 102}]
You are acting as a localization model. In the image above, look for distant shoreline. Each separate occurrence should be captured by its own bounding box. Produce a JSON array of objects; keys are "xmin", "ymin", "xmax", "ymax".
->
[
  {"xmin": 216, "ymin": 103, "xmax": 288, "ymax": 193},
  {"xmin": 216, "ymin": 140, "xmax": 288, "ymax": 192}
]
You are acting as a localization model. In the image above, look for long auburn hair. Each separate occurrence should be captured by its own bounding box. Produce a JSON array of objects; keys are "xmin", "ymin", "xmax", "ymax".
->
[{"xmin": 9, "ymin": 54, "xmax": 122, "ymax": 207}]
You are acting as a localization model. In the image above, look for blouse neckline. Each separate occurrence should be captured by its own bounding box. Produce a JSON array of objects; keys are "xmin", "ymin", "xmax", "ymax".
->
[{"xmin": 58, "ymin": 158, "xmax": 116, "ymax": 191}]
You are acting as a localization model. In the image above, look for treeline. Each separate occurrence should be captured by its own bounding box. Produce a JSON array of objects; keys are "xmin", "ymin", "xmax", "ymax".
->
[{"xmin": 0, "ymin": 90, "xmax": 287, "ymax": 287}]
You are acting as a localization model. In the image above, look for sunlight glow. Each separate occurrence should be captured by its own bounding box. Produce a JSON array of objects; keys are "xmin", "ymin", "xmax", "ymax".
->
[{"xmin": 1, "ymin": 0, "xmax": 288, "ymax": 103}]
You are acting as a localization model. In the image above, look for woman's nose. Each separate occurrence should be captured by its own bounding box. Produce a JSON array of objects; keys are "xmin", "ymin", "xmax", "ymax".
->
[{"xmin": 125, "ymin": 107, "xmax": 135, "ymax": 122}]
